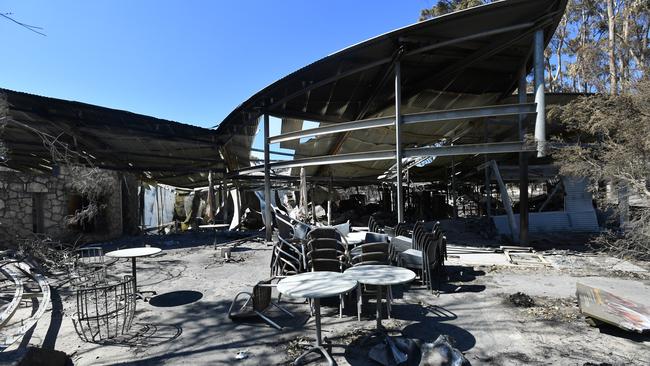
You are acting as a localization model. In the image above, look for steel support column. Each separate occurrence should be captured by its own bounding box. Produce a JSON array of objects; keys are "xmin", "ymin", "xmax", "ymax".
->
[
  {"xmin": 518, "ymin": 74, "xmax": 529, "ymax": 245},
  {"xmin": 534, "ymin": 30, "xmax": 546, "ymax": 157},
  {"xmin": 395, "ymin": 62, "xmax": 404, "ymax": 223},
  {"xmin": 263, "ymin": 114, "xmax": 272, "ymax": 241}
]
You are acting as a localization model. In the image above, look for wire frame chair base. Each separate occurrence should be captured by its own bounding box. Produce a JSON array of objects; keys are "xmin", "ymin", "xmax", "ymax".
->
[{"xmin": 73, "ymin": 275, "xmax": 136, "ymax": 343}]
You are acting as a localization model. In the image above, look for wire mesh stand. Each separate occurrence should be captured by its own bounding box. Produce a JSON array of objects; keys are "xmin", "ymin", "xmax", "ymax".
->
[{"xmin": 72, "ymin": 275, "xmax": 136, "ymax": 343}]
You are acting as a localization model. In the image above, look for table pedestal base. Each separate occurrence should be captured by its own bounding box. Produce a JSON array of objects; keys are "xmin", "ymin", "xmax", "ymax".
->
[
  {"xmin": 294, "ymin": 298, "xmax": 335, "ymax": 366},
  {"xmin": 136, "ymin": 290, "xmax": 157, "ymax": 302},
  {"xmin": 294, "ymin": 345, "xmax": 335, "ymax": 366},
  {"xmin": 130, "ymin": 257, "xmax": 157, "ymax": 301}
]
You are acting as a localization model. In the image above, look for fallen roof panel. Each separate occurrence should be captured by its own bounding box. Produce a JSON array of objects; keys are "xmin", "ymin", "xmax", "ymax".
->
[{"xmin": 0, "ymin": 89, "xmax": 226, "ymax": 188}]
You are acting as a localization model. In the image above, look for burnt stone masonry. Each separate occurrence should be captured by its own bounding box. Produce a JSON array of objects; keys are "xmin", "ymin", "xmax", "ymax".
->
[{"xmin": 0, "ymin": 167, "xmax": 126, "ymax": 249}]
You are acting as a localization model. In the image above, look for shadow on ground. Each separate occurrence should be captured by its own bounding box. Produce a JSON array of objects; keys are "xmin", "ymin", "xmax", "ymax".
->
[{"xmin": 149, "ymin": 291, "xmax": 203, "ymax": 307}]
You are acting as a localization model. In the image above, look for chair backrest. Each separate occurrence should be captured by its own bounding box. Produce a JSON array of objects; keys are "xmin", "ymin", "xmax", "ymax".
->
[
  {"xmin": 412, "ymin": 222, "xmax": 425, "ymax": 251},
  {"xmin": 352, "ymin": 242, "xmax": 389, "ymax": 266},
  {"xmin": 307, "ymin": 238, "xmax": 345, "ymax": 272},
  {"xmin": 276, "ymin": 214, "xmax": 295, "ymax": 240},
  {"xmin": 424, "ymin": 234, "xmax": 446, "ymax": 289},
  {"xmin": 368, "ymin": 216, "xmax": 381, "ymax": 233},
  {"xmin": 293, "ymin": 221, "xmax": 312, "ymax": 240},
  {"xmin": 272, "ymin": 238, "xmax": 302, "ymax": 275},
  {"xmin": 395, "ymin": 222, "xmax": 409, "ymax": 237},
  {"xmin": 76, "ymin": 247, "xmax": 104, "ymax": 266},
  {"xmin": 308, "ymin": 237, "xmax": 339, "ymax": 251},
  {"xmin": 253, "ymin": 279, "xmax": 273, "ymax": 311},
  {"xmin": 364, "ymin": 232, "xmax": 388, "ymax": 244},
  {"xmin": 307, "ymin": 227, "xmax": 338, "ymax": 240},
  {"xmin": 308, "ymin": 238, "xmax": 345, "ymax": 259}
]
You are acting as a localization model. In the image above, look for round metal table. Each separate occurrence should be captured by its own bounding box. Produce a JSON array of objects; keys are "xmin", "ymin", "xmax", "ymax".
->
[
  {"xmin": 343, "ymin": 265, "xmax": 415, "ymax": 328},
  {"xmin": 277, "ymin": 272, "xmax": 358, "ymax": 366},
  {"xmin": 106, "ymin": 247, "xmax": 161, "ymax": 300}
]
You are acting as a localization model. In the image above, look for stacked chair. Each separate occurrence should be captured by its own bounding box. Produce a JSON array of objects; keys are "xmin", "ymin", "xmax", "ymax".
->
[
  {"xmin": 395, "ymin": 222, "xmax": 409, "ymax": 237},
  {"xmin": 305, "ymin": 227, "xmax": 349, "ymax": 317},
  {"xmin": 397, "ymin": 221, "xmax": 447, "ymax": 291},
  {"xmin": 367, "ymin": 215, "xmax": 382, "ymax": 233},
  {"xmin": 350, "ymin": 233, "xmax": 393, "ymax": 321},
  {"xmin": 271, "ymin": 211, "xmax": 304, "ymax": 276}
]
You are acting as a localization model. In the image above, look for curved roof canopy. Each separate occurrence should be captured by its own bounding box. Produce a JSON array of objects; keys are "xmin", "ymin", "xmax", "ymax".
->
[{"xmin": 218, "ymin": 0, "xmax": 568, "ymax": 179}]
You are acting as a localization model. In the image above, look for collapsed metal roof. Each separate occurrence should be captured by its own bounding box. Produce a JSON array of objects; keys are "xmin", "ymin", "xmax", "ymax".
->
[
  {"xmin": 220, "ymin": 0, "xmax": 568, "ymax": 181},
  {"xmin": 0, "ymin": 89, "xmax": 227, "ymax": 188},
  {"xmin": 0, "ymin": 0, "xmax": 568, "ymax": 190}
]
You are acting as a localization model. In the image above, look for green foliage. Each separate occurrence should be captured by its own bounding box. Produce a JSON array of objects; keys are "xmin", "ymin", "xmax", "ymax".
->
[
  {"xmin": 419, "ymin": 0, "xmax": 494, "ymax": 21},
  {"xmin": 551, "ymin": 79, "xmax": 650, "ymax": 191},
  {"xmin": 419, "ymin": 1, "xmax": 650, "ymax": 94},
  {"xmin": 551, "ymin": 78, "xmax": 650, "ymax": 259}
]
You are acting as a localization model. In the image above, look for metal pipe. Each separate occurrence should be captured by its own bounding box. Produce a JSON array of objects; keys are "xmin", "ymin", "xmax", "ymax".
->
[
  {"xmin": 327, "ymin": 175, "xmax": 332, "ymax": 226},
  {"xmin": 263, "ymin": 114, "xmax": 272, "ymax": 241},
  {"xmin": 451, "ymin": 157, "xmax": 457, "ymax": 218},
  {"xmin": 395, "ymin": 61, "xmax": 404, "ymax": 223},
  {"xmin": 534, "ymin": 29, "xmax": 546, "ymax": 157},
  {"xmin": 484, "ymin": 122, "xmax": 491, "ymax": 217},
  {"xmin": 234, "ymin": 141, "xmax": 534, "ymax": 175}
]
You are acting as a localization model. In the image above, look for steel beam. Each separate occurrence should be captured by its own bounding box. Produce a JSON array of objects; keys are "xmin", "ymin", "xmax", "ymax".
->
[
  {"xmin": 235, "ymin": 141, "xmax": 532, "ymax": 175},
  {"xmin": 403, "ymin": 141, "xmax": 531, "ymax": 158},
  {"xmin": 269, "ymin": 103, "xmax": 536, "ymax": 144},
  {"xmin": 269, "ymin": 116, "xmax": 394, "ymax": 144},
  {"xmin": 395, "ymin": 62, "xmax": 405, "ymax": 223},
  {"xmin": 263, "ymin": 114, "xmax": 272, "ymax": 241},
  {"xmin": 518, "ymin": 73, "xmax": 529, "ymax": 246},
  {"xmin": 534, "ymin": 29, "xmax": 546, "ymax": 157},
  {"xmin": 490, "ymin": 160, "xmax": 518, "ymax": 242}
]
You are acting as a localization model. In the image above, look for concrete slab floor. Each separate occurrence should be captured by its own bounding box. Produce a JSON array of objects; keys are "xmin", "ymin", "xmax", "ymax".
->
[{"xmin": 1, "ymin": 234, "xmax": 649, "ymax": 366}]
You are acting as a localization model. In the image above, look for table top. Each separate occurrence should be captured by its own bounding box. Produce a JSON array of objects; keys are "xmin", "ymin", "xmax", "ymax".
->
[
  {"xmin": 105, "ymin": 247, "xmax": 162, "ymax": 258},
  {"xmin": 277, "ymin": 271, "xmax": 358, "ymax": 299},
  {"xmin": 344, "ymin": 265, "xmax": 416, "ymax": 286},
  {"xmin": 345, "ymin": 231, "xmax": 368, "ymax": 245}
]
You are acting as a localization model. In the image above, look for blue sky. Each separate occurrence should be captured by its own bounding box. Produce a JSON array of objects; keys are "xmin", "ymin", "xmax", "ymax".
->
[{"xmin": 1, "ymin": 1, "xmax": 433, "ymax": 129}]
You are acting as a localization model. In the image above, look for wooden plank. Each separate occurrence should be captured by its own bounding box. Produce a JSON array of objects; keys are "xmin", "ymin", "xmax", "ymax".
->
[{"xmin": 577, "ymin": 283, "xmax": 650, "ymax": 333}]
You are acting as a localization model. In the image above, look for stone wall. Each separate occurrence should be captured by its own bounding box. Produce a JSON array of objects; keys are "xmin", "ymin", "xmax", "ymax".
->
[{"xmin": 0, "ymin": 167, "xmax": 126, "ymax": 249}]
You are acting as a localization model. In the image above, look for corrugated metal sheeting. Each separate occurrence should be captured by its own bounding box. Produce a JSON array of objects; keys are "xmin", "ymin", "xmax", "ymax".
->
[
  {"xmin": 493, "ymin": 177, "xmax": 600, "ymax": 235},
  {"xmin": 221, "ymin": 0, "xmax": 568, "ymax": 180}
]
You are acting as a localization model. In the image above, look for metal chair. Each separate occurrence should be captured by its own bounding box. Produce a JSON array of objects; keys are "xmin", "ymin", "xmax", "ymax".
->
[
  {"xmin": 395, "ymin": 222, "xmax": 409, "ymax": 237},
  {"xmin": 306, "ymin": 237, "xmax": 349, "ymax": 318},
  {"xmin": 70, "ymin": 247, "xmax": 107, "ymax": 287},
  {"xmin": 307, "ymin": 238, "xmax": 347, "ymax": 272},
  {"xmin": 271, "ymin": 240, "xmax": 301, "ymax": 276},
  {"xmin": 424, "ymin": 235, "xmax": 447, "ymax": 292},
  {"xmin": 228, "ymin": 277, "xmax": 294, "ymax": 330},
  {"xmin": 368, "ymin": 215, "xmax": 382, "ymax": 233},
  {"xmin": 273, "ymin": 214, "xmax": 306, "ymax": 273},
  {"xmin": 350, "ymin": 242, "xmax": 393, "ymax": 321}
]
